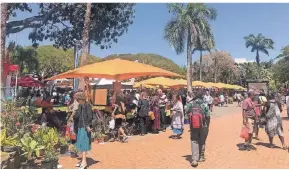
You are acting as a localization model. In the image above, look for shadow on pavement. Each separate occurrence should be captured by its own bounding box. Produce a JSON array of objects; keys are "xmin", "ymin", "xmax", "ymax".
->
[
  {"xmin": 182, "ymin": 155, "xmax": 192, "ymax": 163},
  {"xmin": 236, "ymin": 143, "xmax": 257, "ymax": 151},
  {"xmin": 255, "ymin": 142, "xmax": 282, "ymax": 149},
  {"xmin": 77, "ymin": 157, "xmax": 100, "ymax": 168}
]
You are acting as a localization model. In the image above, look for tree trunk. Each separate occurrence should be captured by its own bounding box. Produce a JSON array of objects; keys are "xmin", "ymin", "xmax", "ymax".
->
[
  {"xmin": 214, "ymin": 56, "xmax": 217, "ymax": 83},
  {"xmin": 1, "ymin": 3, "xmax": 8, "ymax": 86},
  {"xmin": 78, "ymin": 3, "xmax": 92, "ymax": 90},
  {"xmin": 199, "ymin": 50, "xmax": 203, "ymax": 81},
  {"xmin": 186, "ymin": 32, "xmax": 193, "ymax": 93},
  {"xmin": 256, "ymin": 50, "xmax": 261, "ymax": 80}
]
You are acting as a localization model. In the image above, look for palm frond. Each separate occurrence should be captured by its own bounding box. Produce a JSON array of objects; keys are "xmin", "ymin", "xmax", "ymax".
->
[{"xmin": 164, "ymin": 18, "xmax": 186, "ymax": 55}]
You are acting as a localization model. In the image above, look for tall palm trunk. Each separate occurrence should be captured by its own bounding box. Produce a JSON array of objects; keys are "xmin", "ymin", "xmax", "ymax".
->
[
  {"xmin": 78, "ymin": 3, "xmax": 92, "ymax": 90},
  {"xmin": 214, "ymin": 56, "xmax": 217, "ymax": 83},
  {"xmin": 256, "ymin": 50, "xmax": 261, "ymax": 80},
  {"xmin": 199, "ymin": 50, "xmax": 203, "ymax": 81},
  {"xmin": 186, "ymin": 31, "xmax": 192, "ymax": 93},
  {"xmin": 1, "ymin": 3, "xmax": 8, "ymax": 86}
]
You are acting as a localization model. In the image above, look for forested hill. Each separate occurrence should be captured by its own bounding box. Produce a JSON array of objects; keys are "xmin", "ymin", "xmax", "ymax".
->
[{"xmin": 103, "ymin": 53, "xmax": 185, "ymax": 75}]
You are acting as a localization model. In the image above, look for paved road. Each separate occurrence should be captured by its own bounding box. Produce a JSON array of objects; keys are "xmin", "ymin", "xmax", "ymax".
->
[{"xmin": 59, "ymin": 103, "xmax": 289, "ymax": 169}]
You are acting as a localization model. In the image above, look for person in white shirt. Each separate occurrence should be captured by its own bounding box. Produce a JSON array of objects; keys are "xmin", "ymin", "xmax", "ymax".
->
[
  {"xmin": 186, "ymin": 91, "xmax": 194, "ymax": 105},
  {"xmin": 219, "ymin": 93, "xmax": 225, "ymax": 107},
  {"xmin": 158, "ymin": 89, "xmax": 168, "ymax": 131},
  {"xmin": 203, "ymin": 91, "xmax": 213, "ymax": 112},
  {"xmin": 236, "ymin": 92, "xmax": 242, "ymax": 107}
]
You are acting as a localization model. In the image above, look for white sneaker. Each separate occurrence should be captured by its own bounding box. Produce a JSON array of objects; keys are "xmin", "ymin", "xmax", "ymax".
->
[
  {"xmin": 78, "ymin": 164, "xmax": 87, "ymax": 169},
  {"xmin": 75, "ymin": 162, "xmax": 81, "ymax": 167}
]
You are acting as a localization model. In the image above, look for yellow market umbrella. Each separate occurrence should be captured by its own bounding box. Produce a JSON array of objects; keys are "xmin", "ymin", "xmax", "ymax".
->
[
  {"xmin": 203, "ymin": 82, "xmax": 217, "ymax": 88},
  {"xmin": 222, "ymin": 84, "xmax": 234, "ymax": 89},
  {"xmin": 136, "ymin": 77, "xmax": 181, "ymax": 87},
  {"xmin": 46, "ymin": 58, "xmax": 182, "ymax": 81},
  {"xmin": 213, "ymin": 82, "xmax": 228, "ymax": 89},
  {"xmin": 133, "ymin": 82, "xmax": 155, "ymax": 89},
  {"xmin": 192, "ymin": 81, "xmax": 207, "ymax": 87}
]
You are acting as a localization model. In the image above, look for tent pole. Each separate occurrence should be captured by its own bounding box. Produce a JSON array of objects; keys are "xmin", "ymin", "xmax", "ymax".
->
[{"xmin": 14, "ymin": 72, "xmax": 18, "ymax": 101}]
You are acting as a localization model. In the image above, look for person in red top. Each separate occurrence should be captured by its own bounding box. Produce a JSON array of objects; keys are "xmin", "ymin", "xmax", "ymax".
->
[{"xmin": 242, "ymin": 91, "xmax": 261, "ymax": 151}]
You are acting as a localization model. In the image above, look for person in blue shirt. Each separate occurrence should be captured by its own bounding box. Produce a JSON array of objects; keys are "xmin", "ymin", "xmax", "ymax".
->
[{"xmin": 64, "ymin": 93, "xmax": 71, "ymax": 105}]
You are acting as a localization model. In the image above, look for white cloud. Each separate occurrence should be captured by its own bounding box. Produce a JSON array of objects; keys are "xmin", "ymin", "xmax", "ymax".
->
[{"xmin": 234, "ymin": 58, "xmax": 254, "ymax": 64}]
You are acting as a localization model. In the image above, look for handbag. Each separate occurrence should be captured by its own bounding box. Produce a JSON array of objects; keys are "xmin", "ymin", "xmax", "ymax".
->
[
  {"xmin": 240, "ymin": 126, "xmax": 249, "ymax": 140},
  {"xmin": 259, "ymin": 117, "xmax": 267, "ymax": 125},
  {"xmin": 148, "ymin": 111, "xmax": 155, "ymax": 120}
]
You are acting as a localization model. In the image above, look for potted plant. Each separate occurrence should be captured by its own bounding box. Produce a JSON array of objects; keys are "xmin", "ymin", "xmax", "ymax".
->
[
  {"xmin": 32, "ymin": 127, "xmax": 47, "ymax": 156},
  {"xmin": 91, "ymin": 131, "xmax": 98, "ymax": 143},
  {"xmin": 41, "ymin": 149, "xmax": 59, "ymax": 169},
  {"xmin": 0, "ymin": 129, "xmax": 19, "ymax": 152},
  {"xmin": 59, "ymin": 136, "xmax": 69, "ymax": 154},
  {"xmin": 70, "ymin": 145, "xmax": 78, "ymax": 158},
  {"xmin": 42, "ymin": 128, "xmax": 59, "ymax": 151},
  {"xmin": 97, "ymin": 134, "xmax": 106, "ymax": 143},
  {"xmin": 19, "ymin": 134, "xmax": 44, "ymax": 169}
]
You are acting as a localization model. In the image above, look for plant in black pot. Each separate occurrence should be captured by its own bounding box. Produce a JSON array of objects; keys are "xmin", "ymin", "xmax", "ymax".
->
[
  {"xmin": 19, "ymin": 134, "xmax": 44, "ymax": 169},
  {"xmin": 70, "ymin": 145, "xmax": 78, "ymax": 158},
  {"xmin": 0, "ymin": 128, "xmax": 19, "ymax": 152},
  {"xmin": 59, "ymin": 136, "xmax": 69, "ymax": 154},
  {"xmin": 41, "ymin": 149, "xmax": 59, "ymax": 169}
]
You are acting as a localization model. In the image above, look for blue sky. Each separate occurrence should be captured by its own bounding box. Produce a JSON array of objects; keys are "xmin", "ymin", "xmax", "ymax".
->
[{"xmin": 7, "ymin": 3, "xmax": 289, "ymax": 66}]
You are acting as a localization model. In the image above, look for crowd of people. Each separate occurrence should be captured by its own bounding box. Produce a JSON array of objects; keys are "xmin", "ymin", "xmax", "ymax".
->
[{"xmin": 27, "ymin": 85, "xmax": 289, "ymax": 169}]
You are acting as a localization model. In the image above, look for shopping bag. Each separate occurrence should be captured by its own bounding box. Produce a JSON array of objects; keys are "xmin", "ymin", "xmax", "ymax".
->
[
  {"xmin": 148, "ymin": 111, "xmax": 155, "ymax": 120},
  {"xmin": 109, "ymin": 119, "xmax": 115, "ymax": 129},
  {"xmin": 240, "ymin": 126, "xmax": 249, "ymax": 140}
]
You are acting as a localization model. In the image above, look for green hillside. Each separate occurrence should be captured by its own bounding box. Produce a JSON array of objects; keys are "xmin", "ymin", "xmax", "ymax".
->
[{"xmin": 103, "ymin": 53, "xmax": 185, "ymax": 75}]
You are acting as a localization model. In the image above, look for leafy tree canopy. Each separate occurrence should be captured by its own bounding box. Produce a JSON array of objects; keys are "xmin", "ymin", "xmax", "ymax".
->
[
  {"xmin": 6, "ymin": 3, "xmax": 135, "ymax": 50},
  {"xmin": 32, "ymin": 45, "xmax": 100, "ymax": 78}
]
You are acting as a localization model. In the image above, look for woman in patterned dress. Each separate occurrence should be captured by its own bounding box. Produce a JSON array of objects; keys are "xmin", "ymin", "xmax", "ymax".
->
[
  {"xmin": 264, "ymin": 93, "xmax": 287, "ymax": 150},
  {"xmin": 150, "ymin": 91, "xmax": 161, "ymax": 134}
]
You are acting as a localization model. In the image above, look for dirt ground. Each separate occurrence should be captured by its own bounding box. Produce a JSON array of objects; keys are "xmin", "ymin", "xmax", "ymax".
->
[{"xmin": 59, "ymin": 103, "xmax": 289, "ymax": 169}]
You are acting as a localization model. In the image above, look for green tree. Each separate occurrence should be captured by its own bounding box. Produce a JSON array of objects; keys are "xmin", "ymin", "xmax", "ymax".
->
[
  {"xmin": 34, "ymin": 45, "xmax": 99, "ymax": 79},
  {"xmin": 78, "ymin": 3, "xmax": 92, "ymax": 90},
  {"xmin": 276, "ymin": 45, "xmax": 289, "ymax": 60},
  {"xmin": 6, "ymin": 3, "xmax": 135, "ymax": 50},
  {"xmin": 11, "ymin": 44, "xmax": 38, "ymax": 75},
  {"xmin": 244, "ymin": 33, "xmax": 274, "ymax": 79},
  {"xmin": 164, "ymin": 3, "xmax": 217, "ymax": 93},
  {"xmin": 192, "ymin": 34, "xmax": 215, "ymax": 81}
]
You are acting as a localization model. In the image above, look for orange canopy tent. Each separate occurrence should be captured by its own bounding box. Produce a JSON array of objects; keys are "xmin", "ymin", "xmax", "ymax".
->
[{"xmin": 46, "ymin": 59, "xmax": 182, "ymax": 81}]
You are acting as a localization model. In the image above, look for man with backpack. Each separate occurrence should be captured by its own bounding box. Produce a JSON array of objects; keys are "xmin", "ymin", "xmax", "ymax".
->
[{"xmin": 186, "ymin": 92, "xmax": 210, "ymax": 167}]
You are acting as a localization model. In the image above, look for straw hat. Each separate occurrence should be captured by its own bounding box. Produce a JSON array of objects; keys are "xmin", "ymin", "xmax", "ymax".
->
[{"xmin": 74, "ymin": 92, "xmax": 86, "ymax": 101}]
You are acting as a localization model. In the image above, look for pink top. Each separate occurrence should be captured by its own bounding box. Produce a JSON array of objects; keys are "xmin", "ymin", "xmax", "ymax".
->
[{"xmin": 242, "ymin": 98, "xmax": 255, "ymax": 117}]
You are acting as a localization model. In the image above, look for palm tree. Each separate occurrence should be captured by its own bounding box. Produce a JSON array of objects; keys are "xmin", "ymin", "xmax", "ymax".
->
[
  {"xmin": 78, "ymin": 3, "xmax": 92, "ymax": 90},
  {"xmin": 11, "ymin": 44, "xmax": 39, "ymax": 75},
  {"xmin": 275, "ymin": 45, "xmax": 289, "ymax": 60},
  {"xmin": 244, "ymin": 33, "xmax": 274, "ymax": 79},
  {"xmin": 164, "ymin": 3, "xmax": 217, "ymax": 93},
  {"xmin": 192, "ymin": 35, "xmax": 215, "ymax": 81}
]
